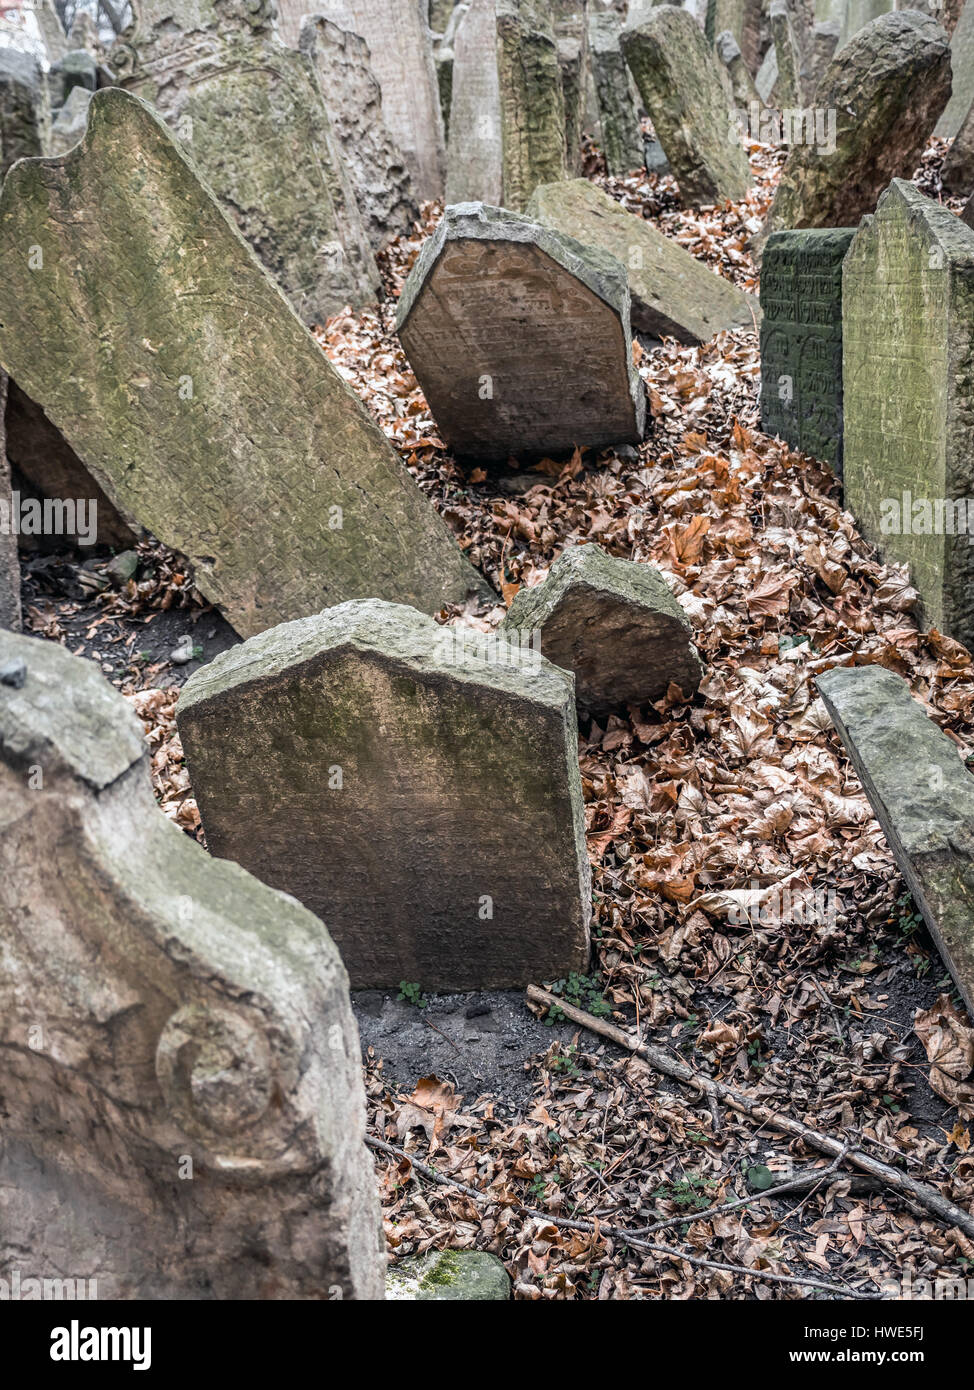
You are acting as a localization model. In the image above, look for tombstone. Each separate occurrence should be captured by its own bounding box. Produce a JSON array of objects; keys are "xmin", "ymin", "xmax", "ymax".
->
[
  {"xmin": 769, "ymin": 0, "xmax": 802, "ymax": 108},
  {"xmin": 34, "ymin": 0, "xmax": 70, "ymax": 63},
  {"xmin": 0, "ymin": 90, "xmax": 491, "ymax": 637},
  {"xmin": 299, "ymin": 17, "xmax": 420, "ymax": 251},
  {"xmin": 817, "ymin": 664, "xmax": 974, "ymax": 1016},
  {"xmin": 843, "ymin": 180, "xmax": 974, "ymax": 646},
  {"xmin": 48, "ymin": 82, "xmax": 92, "ymax": 155},
  {"xmin": 396, "ymin": 202, "xmax": 646, "ymax": 459},
  {"xmin": 553, "ymin": 2, "xmax": 588, "ymax": 176},
  {"xmin": 758, "ymin": 13, "xmax": 951, "ymax": 251},
  {"xmin": 446, "ymin": 0, "xmax": 503, "ymax": 204},
  {"xmin": 799, "ymin": 19, "xmax": 840, "ymax": 101},
  {"xmin": 178, "ymin": 599, "xmax": 593, "ymax": 990},
  {"xmin": 838, "ymin": 0, "xmax": 893, "ymax": 49},
  {"xmin": 496, "ymin": 0, "xmax": 569, "ymax": 210},
  {"xmin": 431, "ymin": 0, "xmax": 461, "ymax": 33},
  {"xmin": 943, "ymin": 97, "xmax": 974, "ymax": 195},
  {"xmin": 528, "ymin": 179, "xmax": 756, "ymax": 342},
  {"xmin": 706, "ymin": 0, "xmax": 762, "ymax": 70},
  {"xmin": 716, "ymin": 30, "xmax": 762, "ymax": 111},
  {"xmin": 588, "ymin": 10, "xmax": 644, "ymax": 176},
  {"xmin": 305, "ymin": 0, "xmax": 447, "ymax": 201},
  {"xmin": 434, "ymin": 5, "xmax": 470, "ymax": 140},
  {"xmin": 0, "ymin": 375, "xmax": 20, "ymax": 631},
  {"xmin": 620, "ymin": 5, "xmax": 750, "ymax": 204},
  {"xmin": 936, "ymin": 0, "xmax": 974, "ymax": 139},
  {"xmin": 0, "ymin": 48, "xmax": 43, "ymax": 178},
  {"xmin": 755, "ymin": 43, "xmax": 779, "ymax": 103},
  {"xmin": 759, "ymin": 227, "xmax": 854, "ymax": 473},
  {"xmin": 502, "ymin": 544, "xmax": 703, "ymax": 713},
  {"xmin": 67, "ymin": 9, "xmax": 103, "ymax": 56},
  {"xmin": 114, "ymin": 0, "xmax": 380, "ymax": 325},
  {"xmin": 0, "ymin": 627, "xmax": 386, "ymax": 1299},
  {"xmin": 47, "ymin": 48, "xmax": 97, "ymax": 112}
]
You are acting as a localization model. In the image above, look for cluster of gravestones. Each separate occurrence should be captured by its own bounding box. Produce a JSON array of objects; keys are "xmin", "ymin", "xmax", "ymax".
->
[{"xmin": 1, "ymin": 0, "xmax": 973, "ymax": 1302}]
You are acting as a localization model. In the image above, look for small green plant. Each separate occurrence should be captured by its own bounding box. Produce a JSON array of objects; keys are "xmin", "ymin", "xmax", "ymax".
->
[
  {"xmin": 548, "ymin": 1044, "xmax": 580, "ymax": 1077},
  {"xmin": 543, "ymin": 971, "xmax": 612, "ymax": 1023},
  {"xmin": 893, "ymin": 891, "xmax": 924, "ymax": 941},
  {"xmin": 654, "ymin": 1174, "xmax": 718, "ymax": 1211},
  {"xmin": 397, "ymin": 980, "xmax": 426, "ymax": 1009},
  {"xmin": 527, "ymin": 1174, "xmax": 548, "ymax": 1202}
]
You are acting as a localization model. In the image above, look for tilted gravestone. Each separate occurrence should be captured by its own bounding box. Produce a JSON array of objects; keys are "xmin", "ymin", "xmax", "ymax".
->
[
  {"xmin": 943, "ymin": 99, "xmax": 974, "ymax": 195},
  {"xmin": 769, "ymin": 0, "xmax": 802, "ymax": 109},
  {"xmin": 527, "ymin": 179, "xmax": 756, "ymax": 343},
  {"xmin": 178, "ymin": 600, "xmax": 593, "ymax": 991},
  {"xmin": 0, "ymin": 627, "xmax": 386, "ymax": 1299},
  {"xmin": 553, "ymin": 2, "xmax": 588, "ymax": 177},
  {"xmin": 0, "ymin": 89, "xmax": 491, "ymax": 638},
  {"xmin": 936, "ymin": 0, "xmax": 974, "ymax": 138},
  {"xmin": 48, "ymin": 83, "xmax": 92, "ymax": 156},
  {"xmin": 758, "ymin": 12, "xmax": 951, "ymax": 249},
  {"xmin": 620, "ymin": 5, "xmax": 750, "ymax": 205},
  {"xmin": 716, "ymin": 30, "xmax": 762, "ymax": 112},
  {"xmin": 299, "ymin": 16, "xmax": 420, "ymax": 251},
  {"xmin": 759, "ymin": 226, "xmax": 855, "ymax": 474},
  {"xmin": 502, "ymin": 544, "xmax": 703, "ymax": 714},
  {"xmin": 843, "ymin": 180, "xmax": 974, "ymax": 647},
  {"xmin": 446, "ymin": 0, "xmax": 503, "ymax": 205},
  {"xmin": 588, "ymin": 9, "xmax": 644, "ymax": 176},
  {"xmin": 396, "ymin": 202, "xmax": 646, "ymax": 459},
  {"xmin": 0, "ymin": 374, "xmax": 20, "ymax": 631},
  {"xmin": 817, "ymin": 663, "xmax": 974, "ymax": 1016},
  {"xmin": 755, "ymin": 43, "xmax": 779, "ymax": 104},
  {"xmin": 496, "ymin": 0, "xmax": 569, "ymax": 210},
  {"xmin": 0, "ymin": 48, "xmax": 43, "ymax": 178},
  {"xmin": 706, "ymin": 0, "xmax": 762, "ymax": 70},
  {"xmin": 114, "ymin": 0, "xmax": 380, "ymax": 324}
]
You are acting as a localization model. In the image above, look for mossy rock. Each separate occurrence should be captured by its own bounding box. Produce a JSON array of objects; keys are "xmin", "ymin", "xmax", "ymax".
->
[{"xmin": 386, "ymin": 1251, "xmax": 511, "ymax": 1301}]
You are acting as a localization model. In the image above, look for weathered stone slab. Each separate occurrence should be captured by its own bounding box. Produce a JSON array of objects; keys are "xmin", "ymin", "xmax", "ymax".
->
[
  {"xmin": 34, "ymin": 0, "xmax": 69, "ymax": 63},
  {"xmin": 396, "ymin": 201, "xmax": 645, "ymax": 459},
  {"xmin": 843, "ymin": 180, "xmax": 974, "ymax": 646},
  {"xmin": 503, "ymin": 543, "xmax": 703, "ymax": 713},
  {"xmin": 47, "ymin": 48, "xmax": 97, "ymax": 114},
  {"xmin": 0, "ymin": 373, "xmax": 20, "ymax": 631},
  {"xmin": 769, "ymin": 0, "xmax": 802, "ymax": 108},
  {"xmin": 446, "ymin": 0, "xmax": 503, "ymax": 205},
  {"xmin": 817, "ymin": 663, "xmax": 974, "ymax": 1017},
  {"xmin": 178, "ymin": 599, "xmax": 592, "ymax": 990},
  {"xmin": 554, "ymin": 2, "xmax": 588, "ymax": 176},
  {"xmin": 0, "ymin": 89, "xmax": 491, "ymax": 637},
  {"xmin": 939, "ymin": 0, "xmax": 974, "ymax": 137},
  {"xmin": 115, "ymin": 0, "xmax": 380, "ymax": 323},
  {"xmin": 387, "ymin": 1250, "xmax": 511, "ymax": 1300},
  {"xmin": 48, "ymin": 82, "xmax": 92, "ymax": 155},
  {"xmin": 799, "ymin": 19, "xmax": 841, "ymax": 101},
  {"xmin": 299, "ymin": 16, "xmax": 420, "ymax": 251},
  {"xmin": 759, "ymin": 226, "xmax": 855, "ymax": 473},
  {"xmin": 621, "ymin": 4, "xmax": 749, "ymax": 204},
  {"xmin": 527, "ymin": 178, "xmax": 756, "ymax": 342},
  {"xmin": 760, "ymin": 12, "xmax": 951, "ymax": 247},
  {"xmin": 755, "ymin": 42, "xmax": 779, "ymax": 104},
  {"xmin": 588, "ymin": 9, "xmax": 644, "ymax": 176},
  {"xmin": 431, "ymin": 0, "xmax": 462, "ymax": 35},
  {"xmin": 706, "ymin": 0, "xmax": 762, "ymax": 70},
  {"xmin": 0, "ymin": 47, "xmax": 43, "ymax": 178},
  {"xmin": 496, "ymin": 0, "xmax": 569, "ymax": 210},
  {"xmin": 963, "ymin": 189, "xmax": 974, "ymax": 228},
  {"xmin": 0, "ymin": 627, "xmax": 385, "ymax": 1298},
  {"xmin": 716, "ymin": 29, "xmax": 762, "ymax": 111},
  {"xmin": 837, "ymin": 0, "xmax": 892, "ymax": 49},
  {"xmin": 943, "ymin": 96, "xmax": 974, "ymax": 195}
]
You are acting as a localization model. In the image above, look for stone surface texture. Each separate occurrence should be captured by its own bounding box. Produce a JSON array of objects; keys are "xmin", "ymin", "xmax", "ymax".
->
[
  {"xmin": 387, "ymin": 1250, "xmax": 511, "ymax": 1299},
  {"xmin": 769, "ymin": 0, "xmax": 802, "ymax": 107},
  {"xmin": 588, "ymin": 9, "xmax": 644, "ymax": 175},
  {"xmin": 0, "ymin": 47, "xmax": 43, "ymax": 178},
  {"xmin": 937, "ymin": 0, "xmax": 974, "ymax": 135},
  {"xmin": 446, "ymin": 0, "xmax": 504, "ymax": 204},
  {"xmin": 496, "ymin": 0, "xmax": 569, "ymax": 210},
  {"xmin": 0, "ymin": 372, "xmax": 20, "ymax": 631}
]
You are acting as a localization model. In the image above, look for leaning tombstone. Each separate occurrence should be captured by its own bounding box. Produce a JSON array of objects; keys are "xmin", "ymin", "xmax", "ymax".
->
[
  {"xmin": 552, "ymin": 0, "xmax": 589, "ymax": 175},
  {"xmin": 496, "ymin": 0, "xmax": 569, "ymax": 210},
  {"xmin": 446, "ymin": 0, "xmax": 503, "ymax": 204},
  {"xmin": 299, "ymin": 16, "xmax": 420, "ymax": 251},
  {"xmin": 527, "ymin": 179, "xmax": 756, "ymax": 342},
  {"xmin": 817, "ymin": 663, "xmax": 974, "ymax": 1017},
  {"xmin": 706, "ymin": 0, "xmax": 762, "ymax": 69},
  {"xmin": 799, "ymin": 19, "xmax": 840, "ymax": 100},
  {"xmin": 0, "ymin": 627, "xmax": 386, "ymax": 1299},
  {"xmin": 0, "ymin": 48, "xmax": 43, "ymax": 178},
  {"xmin": 502, "ymin": 544, "xmax": 703, "ymax": 714},
  {"xmin": 620, "ymin": 4, "xmax": 750, "ymax": 204},
  {"xmin": 769, "ymin": 0, "xmax": 802, "ymax": 108},
  {"xmin": 758, "ymin": 12, "xmax": 951, "ymax": 249},
  {"xmin": 759, "ymin": 226, "xmax": 855, "ymax": 473},
  {"xmin": 47, "ymin": 84, "xmax": 92, "ymax": 155},
  {"xmin": 0, "ymin": 89, "xmax": 490, "ymax": 637},
  {"xmin": 0, "ymin": 374, "xmax": 20, "ymax": 631},
  {"xmin": 755, "ymin": 43, "xmax": 779, "ymax": 104},
  {"xmin": 716, "ymin": 30, "xmax": 762, "ymax": 112},
  {"xmin": 588, "ymin": 9, "xmax": 644, "ymax": 176},
  {"xmin": 936, "ymin": 0, "xmax": 974, "ymax": 139},
  {"xmin": 843, "ymin": 180, "xmax": 974, "ymax": 646},
  {"xmin": 396, "ymin": 201, "xmax": 645, "ymax": 459},
  {"xmin": 114, "ymin": 0, "xmax": 380, "ymax": 323},
  {"xmin": 177, "ymin": 600, "xmax": 593, "ymax": 991}
]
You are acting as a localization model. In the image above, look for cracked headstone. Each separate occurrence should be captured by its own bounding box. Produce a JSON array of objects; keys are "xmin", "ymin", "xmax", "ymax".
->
[
  {"xmin": 936, "ymin": 0, "xmax": 974, "ymax": 138},
  {"xmin": 0, "ymin": 626, "xmax": 386, "ymax": 1298},
  {"xmin": 0, "ymin": 48, "xmax": 43, "ymax": 178},
  {"xmin": 446, "ymin": 0, "xmax": 504, "ymax": 204},
  {"xmin": 759, "ymin": 226, "xmax": 855, "ymax": 474},
  {"xmin": 620, "ymin": 4, "xmax": 749, "ymax": 204},
  {"xmin": 0, "ymin": 89, "xmax": 490, "ymax": 637},
  {"xmin": 758, "ymin": 12, "xmax": 951, "ymax": 251},
  {"xmin": 396, "ymin": 201, "xmax": 645, "ymax": 459},
  {"xmin": 496, "ymin": 0, "xmax": 569, "ymax": 210},
  {"xmin": 588, "ymin": 9, "xmax": 644, "ymax": 176},
  {"xmin": 299, "ymin": 16, "xmax": 420, "ymax": 251},
  {"xmin": 387, "ymin": 1250, "xmax": 511, "ymax": 1300},
  {"xmin": 527, "ymin": 178, "xmax": 756, "ymax": 343},
  {"xmin": 502, "ymin": 543, "xmax": 703, "ymax": 714},
  {"xmin": 843, "ymin": 180, "xmax": 974, "ymax": 646},
  {"xmin": 114, "ymin": 0, "xmax": 380, "ymax": 323},
  {"xmin": 177, "ymin": 599, "xmax": 593, "ymax": 990},
  {"xmin": 0, "ymin": 374, "xmax": 21, "ymax": 631},
  {"xmin": 817, "ymin": 663, "xmax": 974, "ymax": 1017}
]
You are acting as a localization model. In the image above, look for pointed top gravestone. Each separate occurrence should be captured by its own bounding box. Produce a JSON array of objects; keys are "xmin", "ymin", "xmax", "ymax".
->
[{"xmin": 0, "ymin": 89, "xmax": 491, "ymax": 637}]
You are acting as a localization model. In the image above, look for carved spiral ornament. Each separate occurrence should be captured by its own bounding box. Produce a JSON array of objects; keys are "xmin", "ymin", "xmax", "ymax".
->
[{"xmin": 155, "ymin": 1003, "xmax": 274, "ymax": 1138}]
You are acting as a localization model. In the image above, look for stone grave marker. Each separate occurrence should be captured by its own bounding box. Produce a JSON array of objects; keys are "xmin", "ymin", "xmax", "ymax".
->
[
  {"xmin": 553, "ymin": 2, "xmax": 588, "ymax": 177},
  {"xmin": 706, "ymin": 0, "xmax": 762, "ymax": 70},
  {"xmin": 177, "ymin": 599, "xmax": 593, "ymax": 991},
  {"xmin": 716, "ymin": 30, "xmax": 762, "ymax": 112},
  {"xmin": 843, "ymin": 179, "xmax": 974, "ymax": 647},
  {"xmin": 588, "ymin": 9, "xmax": 644, "ymax": 176},
  {"xmin": 0, "ymin": 373, "xmax": 20, "ymax": 631},
  {"xmin": 620, "ymin": 4, "xmax": 750, "ymax": 204},
  {"xmin": 837, "ymin": 0, "xmax": 893, "ymax": 49},
  {"xmin": 759, "ymin": 226, "xmax": 855, "ymax": 473},
  {"xmin": 769, "ymin": 0, "xmax": 802, "ymax": 108},
  {"xmin": 0, "ymin": 48, "xmax": 43, "ymax": 178},
  {"xmin": 115, "ymin": 0, "xmax": 380, "ymax": 324},
  {"xmin": 396, "ymin": 201, "xmax": 645, "ymax": 459},
  {"xmin": 527, "ymin": 178, "xmax": 756, "ymax": 343},
  {"xmin": 0, "ymin": 627, "xmax": 386, "ymax": 1299},
  {"xmin": 496, "ymin": 0, "xmax": 569, "ymax": 210},
  {"xmin": 502, "ymin": 543, "xmax": 703, "ymax": 713},
  {"xmin": 446, "ymin": 0, "xmax": 503, "ymax": 204},
  {"xmin": 800, "ymin": 19, "xmax": 841, "ymax": 101},
  {"xmin": 942, "ymin": 97, "xmax": 974, "ymax": 195},
  {"xmin": 34, "ymin": 0, "xmax": 69, "ymax": 63},
  {"xmin": 817, "ymin": 663, "xmax": 974, "ymax": 1016},
  {"xmin": 937, "ymin": 0, "xmax": 974, "ymax": 138},
  {"xmin": 0, "ymin": 89, "xmax": 490, "ymax": 638},
  {"xmin": 48, "ymin": 83, "xmax": 92, "ymax": 155},
  {"xmin": 755, "ymin": 43, "xmax": 779, "ymax": 104}
]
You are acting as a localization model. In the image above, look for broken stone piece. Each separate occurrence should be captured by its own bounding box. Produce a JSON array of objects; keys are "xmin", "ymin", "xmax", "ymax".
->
[{"xmin": 386, "ymin": 1250, "xmax": 511, "ymax": 1300}]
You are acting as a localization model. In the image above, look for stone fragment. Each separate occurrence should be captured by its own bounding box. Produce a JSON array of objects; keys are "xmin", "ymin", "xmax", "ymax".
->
[
  {"xmin": 396, "ymin": 201, "xmax": 645, "ymax": 459},
  {"xmin": 643, "ymin": 135, "xmax": 669, "ymax": 174},
  {"xmin": 755, "ymin": 43, "xmax": 779, "ymax": 104},
  {"xmin": 115, "ymin": 0, "xmax": 380, "ymax": 323},
  {"xmin": 716, "ymin": 29, "xmax": 762, "ymax": 111},
  {"xmin": 502, "ymin": 543, "xmax": 702, "ymax": 713},
  {"xmin": 47, "ymin": 48, "xmax": 97, "ymax": 112},
  {"xmin": 0, "ymin": 627, "xmax": 386, "ymax": 1299},
  {"xmin": 446, "ymin": 0, "xmax": 503, "ymax": 205},
  {"xmin": 0, "ymin": 89, "xmax": 490, "ymax": 637},
  {"xmin": 759, "ymin": 12, "xmax": 951, "ymax": 247},
  {"xmin": 299, "ymin": 16, "xmax": 420, "ymax": 251},
  {"xmin": 48, "ymin": 83, "xmax": 92, "ymax": 155},
  {"xmin": 843, "ymin": 179, "xmax": 974, "ymax": 645},
  {"xmin": 588, "ymin": 9, "xmax": 644, "ymax": 176},
  {"xmin": 817, "ymin": 663, "xmax": 974, "ymax": 1016},
  {"xmin": 178, "ymin": 599, "xmax": 592, "ymax": 991},
  {"xmin": 527, "ymin": 178, "xmax": 755, "ymax": 342},
  {"xmin": 620, "ymin": 4, "xmax": 749, "ymax": 204},
  {"xmin": 706, "ymin": 0, "xmax": 762, "ymax": 70},
  {"xmin": 937, "ymin": 0, "xmax": 974, "ymax": 137},
  {"xmin": 554, "ymin": 3, "xmax": 588, "ymax": 176},
  {"xmin": 496, "ymin": 0, "xmax": 569, "ymax": 210},
  {"xmin": 0, "ymin": 373, "xmax": 20, "ymax": 631},
  {"xmin": 387, "ymin": 1250, "xmax": 511, "ymax": 1300},
  {"xmin": 68, "ymin": 9, "xmax": 103, "ymax": 56},
  {"xmin": 943, "ymin": 98, "xmax": 974, "ymax": 195},
  {"xmin": 800, "ymin": 19, "xmax": 841, "ymax": 101},
  {"xmin": 837, "ymin": 0, "xmax": 893, "ymax": 49},
  {"xmin": 0, "ymin": 47, "xmax": 43, "ymax": 178},
  {"xmin": 963, "ymin": 189, "xmax": 974, "ymax": 228},
  {"xmin": 759, "ymin": 226, "xmax": 855, "ymax": 473},
  {"xmin": 769, "ymin": 0, "xmax": 802, "ymax": 108},
  {"xmin": 34, "ymin": 0, "xmax": 69, "ymax": 63}
]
